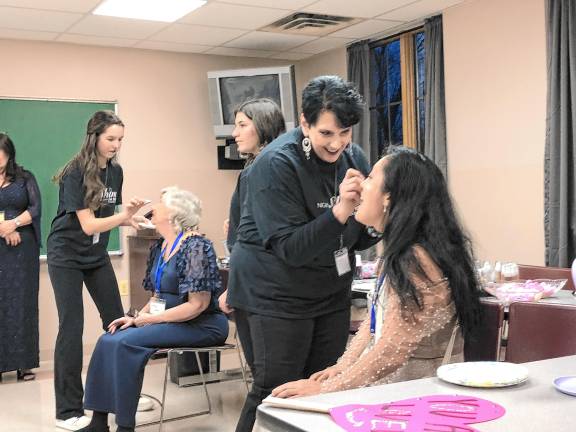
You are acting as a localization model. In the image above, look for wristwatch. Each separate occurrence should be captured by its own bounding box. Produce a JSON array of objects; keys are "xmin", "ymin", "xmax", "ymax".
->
[{"xmin": 14, "ymin": 217, "xmax": 21, "ymax": 227}]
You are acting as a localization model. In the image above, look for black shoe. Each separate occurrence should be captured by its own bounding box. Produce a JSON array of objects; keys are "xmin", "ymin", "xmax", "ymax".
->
[{"xmin": 17, "ymin": 369, "xmax": 36, "ymax": 381}]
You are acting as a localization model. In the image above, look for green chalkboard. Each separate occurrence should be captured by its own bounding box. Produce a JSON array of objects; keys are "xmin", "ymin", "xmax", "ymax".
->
[{"xmin": 0, "ymin": 98, "xmax": 121, "ymax": 255}]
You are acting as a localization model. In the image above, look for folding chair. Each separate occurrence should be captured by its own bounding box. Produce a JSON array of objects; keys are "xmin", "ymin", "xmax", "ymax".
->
[{"xmin": 137, "ymin": 339, "xmax": 249, "ymax": 431}]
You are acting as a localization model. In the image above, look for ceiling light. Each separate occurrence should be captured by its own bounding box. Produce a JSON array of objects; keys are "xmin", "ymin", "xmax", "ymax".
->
[{"xmin": 93, "ymin": 0, "xmax": 207, "ymax": 23}]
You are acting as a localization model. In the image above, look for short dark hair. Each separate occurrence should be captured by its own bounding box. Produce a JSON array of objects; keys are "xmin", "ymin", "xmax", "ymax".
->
[
  {"xmin": 234, "ymin": 98, "xmax": 286, "ymax": 165},
  {"xmin": 301, "ymin": 75, "xmax": 364, "ymax": 128}
]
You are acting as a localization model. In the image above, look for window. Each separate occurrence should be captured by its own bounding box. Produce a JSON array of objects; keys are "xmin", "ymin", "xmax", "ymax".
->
[{"xmin": 371, "ymin": 29, "xmax": 426, "ymax": 157}]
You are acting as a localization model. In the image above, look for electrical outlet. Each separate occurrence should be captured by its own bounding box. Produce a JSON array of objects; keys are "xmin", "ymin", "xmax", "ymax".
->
[{"xmin": 119, "ymin": 280, "xmax": 129, "ymax": 296}]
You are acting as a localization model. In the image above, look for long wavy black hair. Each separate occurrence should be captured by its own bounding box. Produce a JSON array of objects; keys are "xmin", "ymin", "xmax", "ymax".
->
[
  {"xmin": 53, "ymin": 110, "xmax": 123, "ymax": 211},
  {"xmin": 0, "ymin": 133, "xmax": 27, "ymax": 182},
  {"xmin": 379, "ymin": 146, "xmax": 481, "ymax": 336}
]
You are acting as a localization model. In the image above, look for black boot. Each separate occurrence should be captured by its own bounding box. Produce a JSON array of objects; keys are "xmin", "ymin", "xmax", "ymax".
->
[{"xmin": 77, "ymin": 412, "xmax": 110, "ymax": 432}]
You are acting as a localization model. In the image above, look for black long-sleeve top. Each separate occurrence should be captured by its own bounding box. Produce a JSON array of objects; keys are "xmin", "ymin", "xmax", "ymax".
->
[{"xmin": 227, "ymin": 127, "xmax": 379, "ymax": 319}]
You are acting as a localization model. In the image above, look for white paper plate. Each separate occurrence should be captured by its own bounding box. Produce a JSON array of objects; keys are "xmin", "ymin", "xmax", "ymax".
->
[{"xmin": 437, "ymin": 362, "xmax": 529, "ymax": 388}]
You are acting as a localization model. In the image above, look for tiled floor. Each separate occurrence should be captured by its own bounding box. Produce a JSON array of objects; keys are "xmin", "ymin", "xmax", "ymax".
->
[{"xmin": 0, "ymin": 352, "xmax": 248, "ymax": 432}]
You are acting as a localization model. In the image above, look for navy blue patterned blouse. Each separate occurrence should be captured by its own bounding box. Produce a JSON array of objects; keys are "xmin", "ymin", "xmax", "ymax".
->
[{"xmin": 142, "ymin": 235, "xmax": 223, "ymax": 314}]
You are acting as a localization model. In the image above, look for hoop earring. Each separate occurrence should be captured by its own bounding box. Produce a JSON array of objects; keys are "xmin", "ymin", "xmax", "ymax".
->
[{"xmin": 302, "ymin": 137, "xmax": 312, "ymax": 160}]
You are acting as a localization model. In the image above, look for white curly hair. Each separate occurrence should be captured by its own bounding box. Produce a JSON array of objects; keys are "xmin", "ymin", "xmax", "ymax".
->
[{"xmin": 161, "ymin": 186, "xmax": 202, "ymax": 232}]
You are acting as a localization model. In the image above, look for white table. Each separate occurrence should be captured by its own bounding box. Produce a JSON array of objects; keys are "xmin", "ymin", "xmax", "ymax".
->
[{"xmin": 257, "ymin": 355, "xmax": 576, "ymax": 431}]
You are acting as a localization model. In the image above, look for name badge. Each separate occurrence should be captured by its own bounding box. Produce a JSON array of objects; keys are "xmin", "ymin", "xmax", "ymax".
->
[
  {"xmin": 334, "ymin": 247, "xmax": 351, "ymax": 276},
  {"xmin": 150, "ymin": 297, "xmax": 166, "ymax": 315},
  {"xmin": 0, "ymin": 211, "xmax": 4, "ymax": 222},
  {"xmin": 93, "ymin": 232, "xmax": 100, "ymax": 244}
]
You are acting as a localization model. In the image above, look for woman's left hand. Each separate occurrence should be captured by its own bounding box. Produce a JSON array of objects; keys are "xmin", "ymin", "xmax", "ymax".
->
[
  {"xmin": 134, "ymin": 312, "xmax": 159, "ymax": 327},
  {"xmin": 271, "ymin": 379, "xmax": 322, "ymax": 398},
  {"xmin": 0, "ymin": 220, "xmax": 16, "ymax": 237}
]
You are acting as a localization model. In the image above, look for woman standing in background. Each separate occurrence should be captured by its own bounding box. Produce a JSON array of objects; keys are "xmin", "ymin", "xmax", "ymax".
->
[
  {"xmin": 219, "ymin": 98, "xmax": 286, "ymax": 313},
  {"xmin": 0, "ymin": 132, "xmax": 42, "ymax": 382},
  {"xmin": 47, "ymin": 111, "xmax": 146, "ymax": 431}
]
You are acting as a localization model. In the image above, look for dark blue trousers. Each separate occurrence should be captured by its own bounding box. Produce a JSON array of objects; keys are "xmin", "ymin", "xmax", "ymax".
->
[{"xmin": 84, "ymin": 313, "xmax": 228, "ymax": 428}]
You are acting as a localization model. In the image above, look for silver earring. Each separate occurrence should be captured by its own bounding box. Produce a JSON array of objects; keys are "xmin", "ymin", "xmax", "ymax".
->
[
  {"xmin": 302, "ymin": 137, "xmax": 312, "ymax": 160},
  {"xmin": 383, "ymin": 205, "xmax": 388, "ymax": 215}
]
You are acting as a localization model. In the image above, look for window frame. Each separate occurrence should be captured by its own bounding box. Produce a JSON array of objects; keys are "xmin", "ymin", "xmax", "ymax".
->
[{"xmin": 370, "ymin": 27, "xmax": 424, "ymax": 151}]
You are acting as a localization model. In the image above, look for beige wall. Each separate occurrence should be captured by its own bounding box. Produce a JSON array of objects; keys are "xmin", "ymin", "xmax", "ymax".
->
[
  {"xmin": 295, "ymin": 46, "xmax": 347, "ymax": 110},
  {"xmin": 443, "ymin": 0, "xmax": 547, "ymax": 264},
  {"xmin": 0, "ymin": 39, "xmax": 289, "ymax": 361}
]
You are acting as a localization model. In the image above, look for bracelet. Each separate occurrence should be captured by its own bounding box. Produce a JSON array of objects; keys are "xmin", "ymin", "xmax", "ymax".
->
[{"xmin": 366, "ymin": 226, "xmax": 384, "ymax": 238}]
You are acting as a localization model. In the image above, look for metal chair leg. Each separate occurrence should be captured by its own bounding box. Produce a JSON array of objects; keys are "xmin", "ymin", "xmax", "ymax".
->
[
  {"xmin": 194, "ymin": 351, "xmax": 212, "ymax": 414},
  {"xmin": 158, "ymin": 349, "xmax": 172, "ymax": 432}
]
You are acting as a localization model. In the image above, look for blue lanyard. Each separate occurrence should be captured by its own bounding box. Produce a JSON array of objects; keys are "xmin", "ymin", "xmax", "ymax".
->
[
  {"xmin": 154, "ymin": 232, "xmax": 184, "ymax": 295},
  {"xmin": 370, "ymin": 273, "xmax": 387, "ymax": 336}
]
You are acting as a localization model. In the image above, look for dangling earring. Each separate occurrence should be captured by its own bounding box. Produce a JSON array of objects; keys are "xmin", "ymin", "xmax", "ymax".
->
[
  {"xmin": 347, "ymin": 143, "xmax": 353, "ymax": 156},
  {"xmin": 302, "ymin": 137, "xmax": 312, "ymax": 160},
  {"xmin": 383, "ymin": 204, "xmax": 388, "ymax": 215}
]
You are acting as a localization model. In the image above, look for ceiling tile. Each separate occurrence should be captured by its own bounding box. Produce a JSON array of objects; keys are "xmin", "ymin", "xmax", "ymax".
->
[
  {"xmin": 0, "ymin": 6, "xmax": 82, "ymax": 32},
  {"xmin": 211, "ymin": 0, "xmax": 314, "ymax": 9},
  {"xmin": 135, "ymin": 40, "xmax": 212, "ymax": 53},
  {"xmin": 224, "ymin": 31, "xmax": 316, "ymax": 51},
  {"xmin": 290, "ymin": 36, "xmax": 352, "ymax": 54},
  {"xmin": 67, "ymin": 15, "xmax": 167, "ymax": 39},
  {"xmin": 302, "ymin": 0, "xmax": 419, "ymax": 19},
  {"xmin": 378, "ymin": 0, "xmax": 463, "ymax": 22},
  {"xmin": 151, "ymin": 23, "xmax": 246, "ymax": 45},
  {"xmin": 205, "ymin": 46, "xmax": 275, "ymax": 58},
  {"xmin": 269, "ymin": 51, "xmax": 313, "ymax": 60},
  {"xmin": 57, "ymin": 33, "xmax": 138, "ymax": 48},
  {"xmin": 179, "ymin": 2, "xmax": 290, "ymax": 30},
  {"xmin": 329, "ymin": 19, "xmax": 401, "ymax": 38},
  {"xmin": 0, "ymin": 28, "xmax": 58, "ymax": 41},
  {"xmin": 0, "ymin": 0, "xmax": 101, "ymax": 13}
]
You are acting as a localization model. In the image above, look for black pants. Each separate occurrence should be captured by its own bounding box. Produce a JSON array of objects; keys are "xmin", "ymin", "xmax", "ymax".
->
[
  {"xmin": 48, "ymin": 261, "xmax": 124, "ymax": 421},
  {"xmin": 234, "ymin": 308, "xmax": 350, "ymax": 432}
]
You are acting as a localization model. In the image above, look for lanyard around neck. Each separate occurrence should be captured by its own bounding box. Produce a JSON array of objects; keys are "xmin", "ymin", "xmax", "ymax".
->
[
  {"xmin": 154, "ymin": 231, "xmax": 184, "ymax": 295},
  {"xmin": 370, "ymin": 273, "xmax": 387, "ymax": 336}
]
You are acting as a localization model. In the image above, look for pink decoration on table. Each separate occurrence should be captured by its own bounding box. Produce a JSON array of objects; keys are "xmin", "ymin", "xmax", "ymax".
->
[{"xmin": 329, "ymin": 395, "xmax": 505, "ymax": 431}]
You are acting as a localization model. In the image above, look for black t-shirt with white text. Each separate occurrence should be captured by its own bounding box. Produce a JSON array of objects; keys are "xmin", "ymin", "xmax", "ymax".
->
[{"xmin": 47, "ymin": 161, "xmax": 123, "ymax": 269}]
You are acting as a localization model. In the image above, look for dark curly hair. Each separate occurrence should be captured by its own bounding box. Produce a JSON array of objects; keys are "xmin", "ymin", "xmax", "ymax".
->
[{"xmin": 301, "ymin": 75, "xmax": 364, "ymax": 128}]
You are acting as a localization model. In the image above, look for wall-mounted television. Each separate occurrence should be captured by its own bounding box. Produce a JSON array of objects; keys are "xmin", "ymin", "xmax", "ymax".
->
[{"xmin": 207, "ymin": 65, "xmax": 298, "ymax": 138}]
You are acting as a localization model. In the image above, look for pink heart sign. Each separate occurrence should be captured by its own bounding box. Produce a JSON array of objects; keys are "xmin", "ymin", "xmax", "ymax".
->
[{"xmin": 329, "ymin": 395, "xmax": 505, "ymax": 431}]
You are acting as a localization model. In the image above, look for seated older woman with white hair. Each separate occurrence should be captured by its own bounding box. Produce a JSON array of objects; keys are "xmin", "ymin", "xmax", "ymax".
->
[{"xmin": 77, "ymin": 186, "xmax": 228, "ymax": 432}]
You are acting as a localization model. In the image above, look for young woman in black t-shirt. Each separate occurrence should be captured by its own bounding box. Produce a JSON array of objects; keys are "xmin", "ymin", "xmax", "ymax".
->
[{"xmin": 47, "ymin": 111, "xmax": 146, "ymax": 431}]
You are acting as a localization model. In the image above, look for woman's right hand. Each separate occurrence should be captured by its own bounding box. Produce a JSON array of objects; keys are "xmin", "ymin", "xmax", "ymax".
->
[
  {"xmin": 332, "ymin": 168, "xmax": 364, "ymax": 224},
  {"xmin": 122, "ymin": 197, "xmax": 147, "ymax": 222},
  {"xmin": 309, "ymin": 364, "xmax": 343, "ymax": 382},
  {"xmin": 218, "ymin": 290, "xmax": 234, "ymax": 314},
  {"xmin": 108, "ymin": 316, "xmax": 135, "ymax": 334}
]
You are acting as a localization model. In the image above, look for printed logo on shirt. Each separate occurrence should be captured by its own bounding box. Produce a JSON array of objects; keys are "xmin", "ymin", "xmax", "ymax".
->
[{"xmin": 101, "ymin": 188, "xmax": 118, "ymax": 205}]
